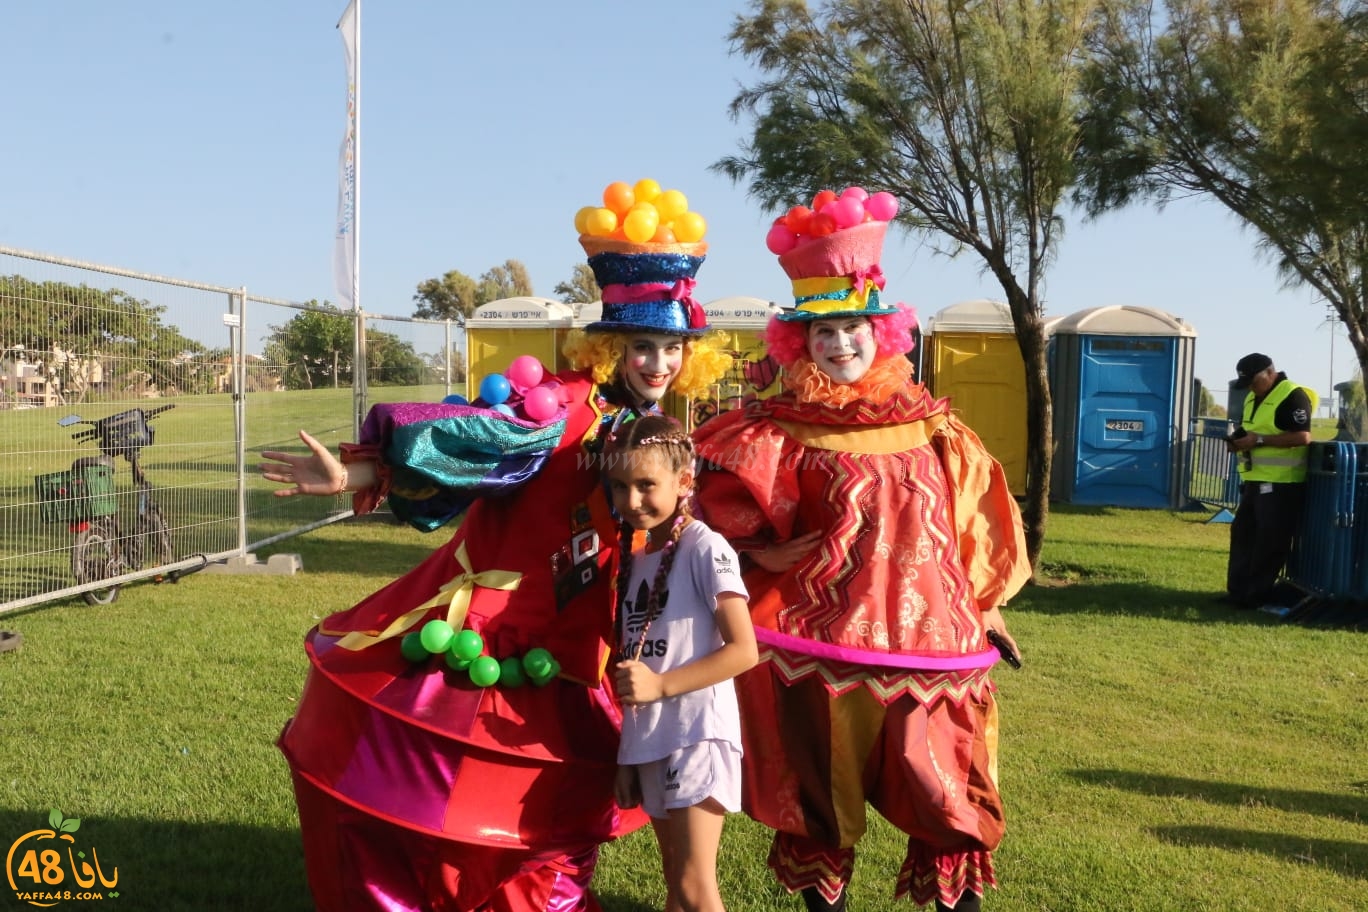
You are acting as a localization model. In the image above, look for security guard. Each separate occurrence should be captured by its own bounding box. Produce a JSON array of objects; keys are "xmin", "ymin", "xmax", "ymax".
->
[{"xmin": 1225, "ymin": 353, "xmax": 1316, "ymax": 609}]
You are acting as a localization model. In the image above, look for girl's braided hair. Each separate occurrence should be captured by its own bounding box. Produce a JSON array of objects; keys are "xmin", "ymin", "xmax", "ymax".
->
[{"xmin": 606, "ymin": 415, "xmax": 695, "ymax": 658}]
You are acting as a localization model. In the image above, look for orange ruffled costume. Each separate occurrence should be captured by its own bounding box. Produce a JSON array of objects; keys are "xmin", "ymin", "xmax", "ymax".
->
[{"xmin": 692, "ymin": 356, "xmax": 1031, "ymax": 908}]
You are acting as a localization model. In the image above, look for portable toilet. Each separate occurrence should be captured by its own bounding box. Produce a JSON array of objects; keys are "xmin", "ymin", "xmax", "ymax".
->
[
  {"xmin": 1050, "ymin": 305, "xmax": 1197, "ymax": 508},
  {"xmin": 926, "ymin": 299, "xmax": 1027, "ymax": 494},
  {"xmin": 465, "ymin": 297, "xmax": 574, "ymax": 400},
  {"xmin": 684, "ymin": 297, "xmax": 785, "ymax": 429}
]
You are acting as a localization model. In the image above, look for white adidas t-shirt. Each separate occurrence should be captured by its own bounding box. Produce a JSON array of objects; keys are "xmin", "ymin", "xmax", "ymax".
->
[{"xmin": 616, "ymin": 520, "xmax": 748, "ymax": 765}]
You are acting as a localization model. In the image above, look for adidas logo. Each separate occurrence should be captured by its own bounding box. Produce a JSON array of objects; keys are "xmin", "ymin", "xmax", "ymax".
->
[{"xmin": 665, "ymin": 767, "xmax": 680, "ymax": 790}]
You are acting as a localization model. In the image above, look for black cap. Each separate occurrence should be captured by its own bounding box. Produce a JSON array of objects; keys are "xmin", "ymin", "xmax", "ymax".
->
[{"xmin": 1234, "ymin": 352, "xmax": 1273, "ymax": 389}]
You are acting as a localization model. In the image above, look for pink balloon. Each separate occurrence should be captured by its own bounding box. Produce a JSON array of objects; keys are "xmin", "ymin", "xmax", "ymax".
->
[
  {"xmin": 840, "ymin": 186, "xmax": 869, "ymax": 202},
  {"xmin": 865, "ymin": 191, "xmax": 899, "ymax": 221},
  {"xmin": 766, "ymin": 223, "xmax": 798, "ymax": 254},
  {"xmin": 522, "ymin": 385, "xmax": 560, "ymax": 422},
  {"xmin": 824, "ymin": 197, "xmax": 864, "ymax": 230},
  {"xmin": 506, "ymin": 355, "xmax": 545, "ymax": 392}
]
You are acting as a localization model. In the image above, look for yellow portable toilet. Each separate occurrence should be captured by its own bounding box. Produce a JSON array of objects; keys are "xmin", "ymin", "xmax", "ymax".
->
[
  {"xmin": 465, "ymin": 297, "xmax": 574, "ymax": 399},
  {"xmin": 927, "ymin": 299, "xmax": 1026, "ymax": 494},
  {"xmin": 684, "ymin": 297, "xmax": 785, "ymax": 429}
]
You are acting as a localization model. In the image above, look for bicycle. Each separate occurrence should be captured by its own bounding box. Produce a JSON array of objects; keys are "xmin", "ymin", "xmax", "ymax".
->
[{"xmin": 35, "ymin": 405, "xmax": 176, "ymax": 605}]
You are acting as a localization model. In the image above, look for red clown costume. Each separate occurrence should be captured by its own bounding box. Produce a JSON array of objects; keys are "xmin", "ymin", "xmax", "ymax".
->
[
  {"xmin": 693, "ymin": 210, "xmax": 1031, "ymax": 910},
  {"xmin": 277, "ymin": 197, "xmax": 729, "ymax": 912}
]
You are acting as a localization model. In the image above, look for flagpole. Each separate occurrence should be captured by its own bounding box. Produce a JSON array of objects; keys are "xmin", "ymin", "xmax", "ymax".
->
[{"xmin": 335, "ymin": 0, "xmax": 364, "ymax": 436}]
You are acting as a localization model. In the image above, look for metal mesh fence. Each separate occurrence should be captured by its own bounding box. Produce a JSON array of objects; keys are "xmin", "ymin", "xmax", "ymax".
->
[
  {"xmin": 1, "ymin": 249, "xmax": 247, "ymax": 608},
  {"xmin": 0, "ymin": 248, "xmax": 460, "ymax": 612}
]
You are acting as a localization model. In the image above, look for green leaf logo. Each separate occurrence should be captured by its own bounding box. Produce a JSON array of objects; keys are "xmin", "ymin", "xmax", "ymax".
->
[{"xmin": 47, "ymin": 807, "xmax": 80, "ymax": 832}]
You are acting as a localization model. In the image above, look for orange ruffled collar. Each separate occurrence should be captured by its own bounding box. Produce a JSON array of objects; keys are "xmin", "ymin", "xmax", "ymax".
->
[{"xmin": 784, "ymin": 356, "xmax": 915, "ymax": 408}]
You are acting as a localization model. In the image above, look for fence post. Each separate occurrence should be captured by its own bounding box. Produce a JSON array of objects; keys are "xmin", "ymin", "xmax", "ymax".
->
[{"xmin": 233, "ymin": 287, "xmax": 249, "ymax": 557}]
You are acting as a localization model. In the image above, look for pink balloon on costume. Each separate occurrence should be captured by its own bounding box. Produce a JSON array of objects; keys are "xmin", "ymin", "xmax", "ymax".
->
[
  {"xmin": 506, "ymin": 355, "xmax": 545, "ymax": 391},
  {"xmin": 865, "ymin": 191, "xmax": 899, "ymax": 221},
  {"xmin": 824, "ymin": 197, "xmax": 865, "ymax": 230},
  {"xmin": 840, "ymin": 186, "xmax": 869, "ymax": 202},
  {"xmin": 766, "ymin": 223, "xmax": 799, "ymax": 254},
  {"xmin": 522, "ymin": 385, "xmax": 560, "ymax": 421}
]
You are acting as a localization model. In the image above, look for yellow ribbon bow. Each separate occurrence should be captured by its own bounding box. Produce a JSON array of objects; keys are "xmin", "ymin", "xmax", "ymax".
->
[{"xmin": 335, "ymin": 540, "xmax": 523, "ymax": 651}]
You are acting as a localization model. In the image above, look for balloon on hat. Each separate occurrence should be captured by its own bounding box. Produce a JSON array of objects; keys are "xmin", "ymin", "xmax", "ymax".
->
[
  {"xmin": 493, "ymin": 403, "xmax": 515, "ymax": 417},
  {"xmin": 655, "ymin": 189, "xmax": 688, "ymax": 223},
  {"xmin": 623, "ymin": 205, "xmax": 660, "ymax": 244},
  {"xmin": 633, "ymin": 177, "xmax": 662, "ymax": 203},
  {"xmin": 506, "ymin": 355, "xmax": 544, "ymax": 391},
  {"xmin": 865, "ymin": 191, "xmax": 899, "ymax": 221},
  {"xmin": 441, "ymin": 393, "xmax": 468, "ymax": 406},
  {"xmin": 603, "ymin": 181, "xmax": 635, "ymax": 216},
  {"xmin": 673, "ymin": 211, "xmax": 707, "ymax": 243},
  {"xmin": 766, "ymin": 223, "xmax": 799, "ymax": 255}
]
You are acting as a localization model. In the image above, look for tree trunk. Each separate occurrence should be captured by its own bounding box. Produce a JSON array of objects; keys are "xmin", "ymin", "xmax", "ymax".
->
[{"xmin": 1002, "ymin": 287, "xmax": 1052, "ymax": 571}]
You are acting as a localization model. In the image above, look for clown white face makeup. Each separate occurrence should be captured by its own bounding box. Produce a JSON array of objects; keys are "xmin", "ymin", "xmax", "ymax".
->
[
  {"xmin": 806, "ymin": 317, "xmax": 876, "ymax": 385},
  {"xmin": 621, "ymin": 334, "xmax": 685, "ymax": 403}
]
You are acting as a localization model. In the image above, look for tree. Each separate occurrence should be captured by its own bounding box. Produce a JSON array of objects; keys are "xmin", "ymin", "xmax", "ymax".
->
[
  {"xmin": 1077, "ymin": 0, "xmax": 1368, "ymax": 387},
  {"xmin": 262, "ymin": 304, "xmax": 430, "ymax": 389},
  {"xmin": 262, "ymin": 304, "xmax": 353, "ymax": 390},
  {"xmin": 717, "ymin": 0, "xmax": 1102, "ymax": 565},
  {"xmin": 412, "ymin": 259, "xmax": 535, "ymax": 322},
  {"xmin": 554, "ymin": 263, "xmax": 601, "ymax": 304},
  {"xmin": 478, "ymin": 259, "xmax": 534, "ymax": 304},
  {"xmin": 0, "ymin": 275, "xmax": 207, "ymax": 402},
  {"xmin": 413, "ymin": 270, "xmax": 479, "ymax": 322}
]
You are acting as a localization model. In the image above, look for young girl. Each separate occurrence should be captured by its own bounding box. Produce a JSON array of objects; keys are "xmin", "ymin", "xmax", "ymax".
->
[{"xmin": 605, "ymin": 415, "xmax": 758, "ymax": 912}]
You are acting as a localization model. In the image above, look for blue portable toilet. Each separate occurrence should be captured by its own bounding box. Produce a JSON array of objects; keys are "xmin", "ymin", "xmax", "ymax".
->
[{"xmin": 1050, "ymin": 305, "xmax": 1197, "ymax": 508}]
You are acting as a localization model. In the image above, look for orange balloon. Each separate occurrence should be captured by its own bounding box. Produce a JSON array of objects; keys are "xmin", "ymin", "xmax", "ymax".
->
[
  {"xmin": 655, "ymin": 189, "xmax": 688, "ymax": 222},
  {"xmin": 633, "ymin": 178, "xmax": 662, "ymax": 203},
  {"xmin": 574, "ymin": 206, "xmax": 597, "ymax": 235},
  {"xmin": 603, "ymin": 181, "xmax": 635, "ymax": 216},
  {"xmin": 811, "ymin": 189, "xmax": 838, "ymax": 212},
  {"xmin": 673, "ymin": 211, "xmax": 707, "ymax": 243},
  {"xmin": 585, "ymin": 207, "xmax": 618, "ymax": 237},
  {"xmin": 651, "ymin": 224, "xmax": 677, "ymax": 244}
]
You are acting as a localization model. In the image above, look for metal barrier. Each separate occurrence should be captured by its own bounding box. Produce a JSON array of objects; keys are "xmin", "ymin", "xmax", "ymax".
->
[
  {"xmin": 1, "ymin": 246, "xmax": 464, "ymax": 614},
  {"xmin": 1287, "ymin": 441, "xmax": 1365, "ymax": 599},
  {"xmin": 1185, "ymin": 417, "xmax": 1240, "ymax": 510}
]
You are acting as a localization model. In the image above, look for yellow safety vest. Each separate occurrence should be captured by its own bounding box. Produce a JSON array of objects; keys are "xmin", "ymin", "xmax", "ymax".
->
[{"xmin": 1238, "ymin": 378, "xmax": 1317, "ymax": 483}]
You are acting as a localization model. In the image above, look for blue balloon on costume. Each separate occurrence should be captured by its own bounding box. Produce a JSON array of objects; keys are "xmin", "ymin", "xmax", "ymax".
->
[
  {"xmin": 442, "ymin": 393, "xmax": 468, "ymax": 405},
  {"xmin": 479, "ymin": 373, "xmax": 511, "ymax": 405},
  {"xmin": 493, "ymin": 403, "xmax": 516, "ymax": 416}
]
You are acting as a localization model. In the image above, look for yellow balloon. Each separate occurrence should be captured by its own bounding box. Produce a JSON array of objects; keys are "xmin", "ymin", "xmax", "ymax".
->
[
  {"xmin": 655, "ymin": 189, "xmax": 688, "ymax": 222},
  {"xmin": 574, "ymin": 206, "xmax": 597, "ymax": 235},
  {"xmin": 673, "ymin": 211, "xmax": 707, "ymax": 243},
  {"xmin": 633, "ymin": 178, "xmax": 662, "ymax": 203},
  {"xmin": 585, "ymin": 207, "xmax": 618, "ymax": 237},
  {"xmin": 623, "ymin": 206, "xmax": 660, "ymax": 244}
]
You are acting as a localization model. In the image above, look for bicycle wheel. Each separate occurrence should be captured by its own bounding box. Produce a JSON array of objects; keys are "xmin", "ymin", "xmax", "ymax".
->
[
  {"xmin": 71, "ymin": 519, "xmax": 124, "ymax": 605},
  {"xmin": 137, "ymin": 505, "xmax": 174, "ymax": 568}
]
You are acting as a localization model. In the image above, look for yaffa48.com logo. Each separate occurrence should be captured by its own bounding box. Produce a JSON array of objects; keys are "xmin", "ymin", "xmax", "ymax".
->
[{"xmin": 5, "ymin": 809, "xmax": 119, "ymax": 906}]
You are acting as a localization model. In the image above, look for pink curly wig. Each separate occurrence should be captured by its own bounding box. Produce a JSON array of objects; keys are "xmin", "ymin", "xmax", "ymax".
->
[{"xmin": 763, "ymin": 302, "xmax": 920, "ymax": 369}]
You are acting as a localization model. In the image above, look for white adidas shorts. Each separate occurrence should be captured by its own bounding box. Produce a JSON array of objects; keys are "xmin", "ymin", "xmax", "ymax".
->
[{"xmin": 636, "ymin": 740, "xmax": 742, "ymax": 819}]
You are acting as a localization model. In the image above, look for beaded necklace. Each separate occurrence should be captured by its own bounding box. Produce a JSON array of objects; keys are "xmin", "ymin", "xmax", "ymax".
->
[{"xmin": 616, "ymin": 514, "xmax": 689, "ymax": 662}]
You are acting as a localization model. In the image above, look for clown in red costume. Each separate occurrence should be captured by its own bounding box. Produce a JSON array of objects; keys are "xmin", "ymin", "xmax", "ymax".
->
[
  {"xmin": 692, "ymin": 197, "xmax": 1031, "ymax": 912},
  {"xmin": 261, "ymin": 187, "xmax": 731, "ymax": 912}
]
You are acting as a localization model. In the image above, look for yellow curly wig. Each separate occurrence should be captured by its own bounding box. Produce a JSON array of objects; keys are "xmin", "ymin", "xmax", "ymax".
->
[{"xmin": 562, "ymin": 329, "xmax": 733, "ymax": 400}]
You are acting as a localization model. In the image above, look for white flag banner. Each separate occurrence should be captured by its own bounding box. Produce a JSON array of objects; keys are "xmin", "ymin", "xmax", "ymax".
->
[{"xmin": 333, "ymin": 0, "xmax": 359, "ymax": 312}]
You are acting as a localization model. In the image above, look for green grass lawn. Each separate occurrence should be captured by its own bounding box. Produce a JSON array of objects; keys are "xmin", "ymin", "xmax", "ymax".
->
[{"xmin": 1, "ymin": 505, "xmax": 1365, "ymax": 911}]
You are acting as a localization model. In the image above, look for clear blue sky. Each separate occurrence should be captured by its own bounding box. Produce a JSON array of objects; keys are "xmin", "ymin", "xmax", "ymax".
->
[{"xmin": 0, "ymin": 1, "xmax": 1351, "ymax": 410}]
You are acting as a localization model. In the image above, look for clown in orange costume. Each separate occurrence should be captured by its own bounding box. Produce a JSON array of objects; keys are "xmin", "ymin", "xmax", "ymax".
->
[{"xmin": 692, "ymin": 196, "xmax": 1031, "ymax": 912}]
